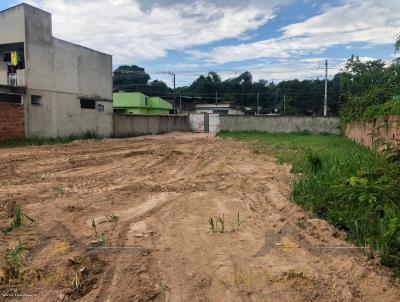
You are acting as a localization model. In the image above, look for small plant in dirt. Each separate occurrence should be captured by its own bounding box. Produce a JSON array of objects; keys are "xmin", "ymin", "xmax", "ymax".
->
[
  {"xmin": 296, "ymin": 218, "xmax": 311, "ymax": 230},
  {"xmin": 98, "ymin": 213, "xmax": 119, "ymax": 224},
  {"xmin": 3, "ymin": 205, "xmax": 36, "ymax": 234},
  {"xmin": 90, "ymin": 219, "xmax": 108, "ymax": 246},
  {"xmin": 230, "ymin": 212, "xmax": 247, "ymax": 232},
  {"xmin": 4, "ymin": 240, "xmax": 31, "ymax": 282},
  {"xmin": 217, "ymin": 215, "xmax": 225, "ymax": 233},
  {"xmin": 91, "ymin": 219, "xmax": 97, "ymax": 237},
  {"xmin": 208, "ymin": 217, "xmax": 218, "ymax": 233},
  {"xmin": 53, "ymin": 184, "xmax": 65, "ymax": 195},
  {"xmin": 209, "ymin": 213, "xmax": 247, "ymax": 233},
  {"xmin": 208, "ymin": 215, "xmax": 225, "ymax": 233}
]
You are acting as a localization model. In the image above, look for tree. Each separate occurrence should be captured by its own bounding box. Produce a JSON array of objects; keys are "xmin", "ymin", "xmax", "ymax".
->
[
  {"xmin": 113, "ymin": 65, "xmax": 151, "ymax": 92},
  {"xmin": 395, "ymin": 34, "xmax": 400, "ymax": 53},
  {"xmin": 339, "ymin": 55, "xmax": 400, "ymax": 122},
  {"xmin": 146, "ymin": 80, "xmax": 171, "ymax": 97}
]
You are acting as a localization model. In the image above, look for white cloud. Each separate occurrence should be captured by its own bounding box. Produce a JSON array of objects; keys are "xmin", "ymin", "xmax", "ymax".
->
[
  {"xmin": 194, "ymin": 0, "xmax": 400, "ymax": 64},
  {"xmin": 25, "ymin": 0, "xmax": 287, "ymax": 64}
]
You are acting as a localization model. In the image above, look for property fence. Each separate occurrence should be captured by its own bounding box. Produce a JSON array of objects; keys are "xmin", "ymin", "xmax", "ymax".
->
[
  {"xmin": 113, "ymin": 114, "xmax": 189, "ymax": 137},
  {"xmin": 345, "ymin": 116, "xmax": 399, "ymax": 149},
  {"xmin": 114, "ymin": 114, "xmax": 341, "ymax": 136},
  {"xmin": 217, "ymin": 115, "xmax": 341, "ymax": 135}
]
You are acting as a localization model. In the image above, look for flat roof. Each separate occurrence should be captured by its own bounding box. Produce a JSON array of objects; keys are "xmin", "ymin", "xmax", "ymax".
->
[
  {"xmin": 0, "ymin": 3, "xmax": 50, "ymax": 16},
  {"xmin": 0, "ymin": 3, "xmax": 112, "ymax": 57}
]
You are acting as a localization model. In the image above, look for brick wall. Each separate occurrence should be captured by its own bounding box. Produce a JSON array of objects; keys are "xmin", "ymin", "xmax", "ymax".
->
[
  {"xmin": 345, "ymin": 116, "xmax": 400, "ymax": 149},
  {"xmin": 0, "ymin": 102, "xmax": 25, "ymax": 140}
]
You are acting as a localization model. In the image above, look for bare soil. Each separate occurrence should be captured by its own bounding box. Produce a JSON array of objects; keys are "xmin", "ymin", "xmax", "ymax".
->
[{"xmin": 0, "ymin": 133, "xmax": 399, "ymax": 302}]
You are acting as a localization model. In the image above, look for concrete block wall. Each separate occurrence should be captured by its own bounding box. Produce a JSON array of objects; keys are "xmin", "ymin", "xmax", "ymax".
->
[
  {"xmin": 114, "ymin": 114, "xmax": 189, "ymax": 137},
  {"xmin": 345, "ymin": 116, "xmax": 400, "ymax": 149},
  {"xmin": 0, "ymin": 102, "xmax": 24, "ymax": 140},
  {"xmin": 217, "ymin": 116, "xmax": 341, "ymax": 135}
]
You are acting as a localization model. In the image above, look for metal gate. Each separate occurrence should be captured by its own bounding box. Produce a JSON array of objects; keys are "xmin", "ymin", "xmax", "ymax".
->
[{"xmin": 189, "ymin": 113, "xmax": 219, "ymax": 133}]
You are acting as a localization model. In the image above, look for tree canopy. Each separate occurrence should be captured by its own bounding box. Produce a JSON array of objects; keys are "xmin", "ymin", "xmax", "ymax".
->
[
  {"xmin": 113, "ymin": 53, "xmax": 400, "ymax": 118},
  {"xmin": 113, "ymin": 65, "xmax": 172, "ymax": 97}
]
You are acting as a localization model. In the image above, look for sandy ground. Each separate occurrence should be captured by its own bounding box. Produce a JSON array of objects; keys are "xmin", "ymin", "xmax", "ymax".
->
[{"xmin": 0, "ymin": 132, "xmax": 399, "ymax": 302}]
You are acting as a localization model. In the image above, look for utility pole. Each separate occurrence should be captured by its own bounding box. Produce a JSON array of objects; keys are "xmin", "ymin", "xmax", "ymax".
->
[
  {"xmin": 324, "ymin": 59, "xmax": 328, "ymax": 117},
  {"xmin": 256, "ymin": 93, "xmax": 260, "ymax": 115},
  {"xmin": 173, "ymin": 73, "xmax": 176, "ymax": 114},
  {"xmin": 215, "ymin": 91, "xmax": 218, "ymax": 107},
  {"xmin": 283, "ymin": 94, "xmax": 286, "ymax": 114},
  {"xmin": 179, "ymin": 95, "xmax": 182, "ymax": 113},
  {"xmin": 162, "ymin": 71, "xmax": 176, "ymax": 113}
]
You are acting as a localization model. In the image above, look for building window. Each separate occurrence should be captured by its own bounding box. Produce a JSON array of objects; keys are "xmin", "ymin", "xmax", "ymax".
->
[
  {"xmin": 31, "ymin": 95, "xmax": 42, "ymax": 106},
  {"xmin": 0, "ymin": 93, "xmax": 22, "ymax": 104},
  {"xmin": 80, "ymin": 99, "xmax": 96, "ymax": 109}
]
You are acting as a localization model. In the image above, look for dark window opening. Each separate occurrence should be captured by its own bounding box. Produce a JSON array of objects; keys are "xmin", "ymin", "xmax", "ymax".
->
[
  {"xmin": 145, "ymin": 97, "xmax": 148, "ymax": 106},
  {"xmin": 31, "ymin": 95, "xmax": 42, "ymax": 106},
  {"xmin": 80, "ymin": 99, "xmax": 96, "ymax": 109},
  {"xmin": 0, "ymin": 93, "xmax": 22, "ymax": 104}
]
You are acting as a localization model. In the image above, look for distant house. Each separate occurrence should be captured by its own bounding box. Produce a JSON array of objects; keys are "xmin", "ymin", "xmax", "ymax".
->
[
  {"xmin": 194, "ymin": 103, "xmax": 245, "ymax": 115},
  {"xmin": 0, "ymin": 4, "xmax": 113, "ymax": 140},
  {"xmin": 113, "ymin": 92, "xmax": 172, "ymax": 115}
]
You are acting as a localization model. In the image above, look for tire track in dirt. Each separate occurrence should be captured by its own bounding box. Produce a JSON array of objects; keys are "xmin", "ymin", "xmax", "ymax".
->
[
  {"xmin": 94, "ymin": 193, "xmax": 182, "ymax": 302},
  {"xmin": 0, "ymin": 133, "xmax": 399, "ymax": 302}
]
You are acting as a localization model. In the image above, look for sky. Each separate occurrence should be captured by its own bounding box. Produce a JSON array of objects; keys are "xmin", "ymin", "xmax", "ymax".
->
[{"xmin": 1, "ymin": 0, "xmax": 399, "ymax": 87}]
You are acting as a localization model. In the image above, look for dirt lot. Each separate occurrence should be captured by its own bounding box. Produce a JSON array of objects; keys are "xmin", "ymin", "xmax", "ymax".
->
[{"xmin": 0, "ymin": 133, "xmax": 399, "ymax": 302}]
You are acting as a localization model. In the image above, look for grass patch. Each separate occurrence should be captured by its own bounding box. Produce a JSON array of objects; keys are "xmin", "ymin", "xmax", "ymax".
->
[
  {"xmin": 218, "ymin": 131, "xmax": 400, "ymax": 277},
  {"xmin": 0, "ymin": 131, "xmax": 100, "ymax": 148}
]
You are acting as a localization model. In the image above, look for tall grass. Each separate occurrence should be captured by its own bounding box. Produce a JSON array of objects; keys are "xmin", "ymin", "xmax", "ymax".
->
[
  {"xmin": 0, "ymin": 131, "xmax": 100, "ymax": 148},
  {"xmin": 218, "ymin": 131, "xmax": 400, "ymax": 277}
]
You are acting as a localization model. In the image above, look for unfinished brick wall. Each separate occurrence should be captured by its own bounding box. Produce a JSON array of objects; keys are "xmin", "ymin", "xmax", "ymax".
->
[
  {"xmin": 0, "ymin": 102, "xmax": 25, "ymax": 140},
  {"xmin": 345, "ymin": 116, "xmax": 400, "ymax": 149}
]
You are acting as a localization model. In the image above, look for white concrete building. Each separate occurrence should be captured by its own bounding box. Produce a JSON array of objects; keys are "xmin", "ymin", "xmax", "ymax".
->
[
  {"xmin": 194, "ymin": 103, "xmax": 244, "ymax": 115},
  {"xmin": 0, "ymin": 4, "xmax": 113, "ymax": 139}
]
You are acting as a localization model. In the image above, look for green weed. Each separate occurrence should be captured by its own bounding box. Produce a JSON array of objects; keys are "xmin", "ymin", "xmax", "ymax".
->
[
  {"xmin": 219, "ymin": 131, "xmax": 400, "ymax": 277},
  {"xmin": 208, "ymin": 217, "xmax": 218, "ymax": 233},
  {"xmin": 217, "ymin": 214, "xmax": 225, "ymax": 233},
  {"xmin": 3, "ymin": 205, "xmax": 35, "ymax": 234},
  {"xmin": 231, "ymin": 212, "xmax": 247, "ymax": 232},
  {"xmin": 0, "ymin": 131, "xmax": 100, "ymax": 149},
  {"xmin": 208, "ymin": 215, "xmax": 225, "ymax": 233},
  {"xmin": 98, "ymin": 213, "xmax": 119, "ymax": 224},
  {"xmin": 5, "ymin": 240, "xmax": 31, "ymax": 280},
  {"xmin": 209, "ymin": 212, "xmax": 247, "ymax": 233},
  {"xmin": 53, "ymin": 184, "xmax": 65, "ymax": 195}
]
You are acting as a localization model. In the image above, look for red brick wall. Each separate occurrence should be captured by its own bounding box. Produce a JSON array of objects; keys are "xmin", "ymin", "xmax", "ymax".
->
[
  {"xmin": 0, "ymin": 102, "xmax": 25, "ymax": 140},
  {"xmin": 345, "ymin": 116, "xmax": 400, "ymax": 149}
]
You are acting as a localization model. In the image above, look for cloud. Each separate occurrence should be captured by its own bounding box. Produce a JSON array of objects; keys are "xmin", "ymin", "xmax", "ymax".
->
[
  {"xmin": 25, "ymin": 0, "xmax": 287, "ymax": 64},
  {"xmin": 193, "ymin": 0, "xmax": 400, "ymax": 64}
]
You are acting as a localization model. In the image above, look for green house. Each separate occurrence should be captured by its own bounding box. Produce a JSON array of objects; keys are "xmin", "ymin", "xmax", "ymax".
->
[{"xmin": 113, "ymin": 92, "xmax": 172, "ymax": 115}]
